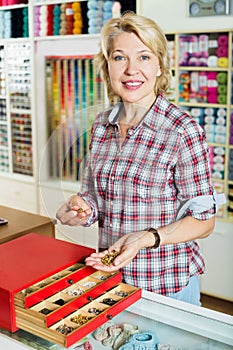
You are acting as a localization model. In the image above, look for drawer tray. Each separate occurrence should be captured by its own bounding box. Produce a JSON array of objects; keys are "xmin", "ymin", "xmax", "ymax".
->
[
  {"xmin": 14, "ymin": 263, "xmax": 95, "ymax": 308},
  {"xmin": 16, "ymin": 283, "xmax": 141, "ymax": 348}
]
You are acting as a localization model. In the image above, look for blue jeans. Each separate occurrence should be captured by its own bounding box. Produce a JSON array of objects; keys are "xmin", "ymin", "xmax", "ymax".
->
[{"xmin": 169, "ymin": 276, "xmax": 201, "ymax": 306}]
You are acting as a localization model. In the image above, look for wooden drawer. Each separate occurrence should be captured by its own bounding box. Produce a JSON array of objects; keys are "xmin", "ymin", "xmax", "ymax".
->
[
  {"xmin": 14, "ymin": 269, "xmax": 122, "ymax": 326},
  {"xmin": 0, "ymin": 233, "xmax": 95, "ymax": 333},
  {"xmin": 14, "ymin": 263, "xmax": 95, "ymax": 309},
  {"xmin": 15, "ymin": 282, "xmax": 141, "ymax": 348}
]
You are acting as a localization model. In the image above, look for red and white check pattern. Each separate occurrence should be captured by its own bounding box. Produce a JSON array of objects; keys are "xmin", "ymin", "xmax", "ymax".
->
[{"xmin": 79, "ymin": 93, "xmax": 215, "ymax": 295}]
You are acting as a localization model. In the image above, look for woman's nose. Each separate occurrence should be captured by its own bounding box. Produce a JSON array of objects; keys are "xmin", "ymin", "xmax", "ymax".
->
[{"xmin": 124, "ymin": 58, "xmax": 139, "ymax": 75}]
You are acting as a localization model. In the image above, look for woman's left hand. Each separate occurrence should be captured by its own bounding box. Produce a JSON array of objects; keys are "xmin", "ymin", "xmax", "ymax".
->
[{"xmin": 85, "ymin": 230, "xmax": 154, "ymax": 271}]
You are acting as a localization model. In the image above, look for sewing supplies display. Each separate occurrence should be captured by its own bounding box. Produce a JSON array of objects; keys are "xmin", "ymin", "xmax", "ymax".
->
[{"xmin": 0, "ymin": 233, "xmax": 141, "ymax": 348}]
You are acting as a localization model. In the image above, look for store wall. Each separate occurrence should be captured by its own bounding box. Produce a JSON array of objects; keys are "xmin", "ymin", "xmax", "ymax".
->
[{"xmin": 141, "ymin": 0, "xmax": 233, "ymax": 32}]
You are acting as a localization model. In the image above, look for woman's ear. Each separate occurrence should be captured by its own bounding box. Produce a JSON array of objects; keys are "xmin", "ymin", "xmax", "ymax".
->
[{"xmin": 157, "ymin": 66, "xmax": 162, "ymax": 77}]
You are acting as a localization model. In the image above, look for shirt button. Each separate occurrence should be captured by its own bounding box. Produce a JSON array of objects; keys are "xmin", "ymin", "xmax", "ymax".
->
[
  {"xmin": 111, "ymin": 176, "xmax": 114, "ymax": 180},
  {"xmin": 109, "ymin": 223, "xmax": 113, "ymax": 227}
]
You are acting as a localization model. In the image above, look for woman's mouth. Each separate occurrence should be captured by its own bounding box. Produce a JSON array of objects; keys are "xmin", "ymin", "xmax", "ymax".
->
[{"xmin": 123, "ymin": 81, "xmax": 144, "ymax": 89}]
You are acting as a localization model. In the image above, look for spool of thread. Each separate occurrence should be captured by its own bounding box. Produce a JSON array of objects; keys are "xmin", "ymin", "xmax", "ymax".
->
[
  {"xmin": 72, "ymin": 2, "xmax": 81, "ymax": 12},
  {"xmin": 39, "ymin": 5, "xmax": 47, "ymax": 36},
  {"xmin": 72, "ymin": 1, "xmax": 82, "ymax": 35},
  {"xmin": 217, "ymin": 108, "xmax": 226, "ymax": 117},
  {"xmin": 207, "ymin": 55, "xmax": 218, "ymax": 67},
  {"xmin": 215, "ymin": 125, "xmax": 226, "ymax": 135},
  {"xmin": 46, "ymin": 4, "xmax": 54, "ymax": 36},
  {"xmin": 214, "ymin": 147, "xmax": 225, "ymax": 156},
  {"xmin": 207, "ymin": 94, "xmax": 218, "ymax": 104},
  {"xmin": 22, "ymin": 7, "xmax": 28, "ymax": 37},
  {"xmin": 216, "ymin": 72, "xmax": 227, "ymax": 84},
  {"xmin": 204, "ymin": 107, "xmax": 214, "ymax": 115},
  {"xmin": 87, "ymin": 0, "xmax": 103, "ymax": 34},
  {"xmin": 217, "ymin": 34, "xmax": 228, "ymax": 46},
  {"xmin": 204, "ymin": 124, "xmax": 215, "ymax": 133},
  {"xmin": 206, "ymin": 133, "xmax": 214, "ymax": 143},
  {"xmin": 218, "ymin": 85, "xmax": 227, "ymax": 94},
  {"xmin": 214, "ymin": 134, "xmax": 226, "ymax": 143},
  {"xmin": 199, "ymin": 34, "xmax": 208, "ymax": 55},
  {"xmin": 204, "ymin": 115, "xmax": 215, "ymax": 124},
  {"xmin": 217, "ymin": 94, "xmax": 227, "ymax": 104},
  {"xmin": 66, "ymin": 4, "xmax": 74, "ymax": 35},
  {"xmin": 208, "ymin": 71, "xmax": 218, "ymax": 79},
  {"xmin": 216, "ymin": 117, "xmax": 226, "ymax": 125},
  {"xmin": 212, "ymin": 170, "xmax": 224, "ymax": 180},
  {"xmin": 207, "ymin": 71, "xmax": 218, "ymax": 93},
  {"xmin": 213, "ymin": 155, "xmax": 224, "ymax": 164},
  {"xmin": 60, "ymin": 3, "xmax": 67, "ymax": 35},
  {"xmin": 53, "ymin": 5, "xmax": 61, "ymax": 35},
  {"xmin": 217, "ymin": 57, "xmax": 228, "ymax": 68},
  {"xmin": 11, "ymin": 8, "xmax": 23, "ymax": 38},
  {"xmin": 199, "ymin": 72, "xmax": 207, "ymax": 102},
  {"xmin": 190, "ymin": 108, "xmax": 202, "ymax": 117},
  {"xmin": 216, "ymin": 46, "xmax": 228, "ymax": 57},
  {"xmin": 34, "ymin": 21, "xmax": 41, "ymax": 37}
]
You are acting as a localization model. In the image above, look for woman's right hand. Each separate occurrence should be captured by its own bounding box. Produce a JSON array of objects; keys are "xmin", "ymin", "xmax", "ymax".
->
[{"xmin": 56, "ymin": 195, "xmax": 92, "ymax": 226}]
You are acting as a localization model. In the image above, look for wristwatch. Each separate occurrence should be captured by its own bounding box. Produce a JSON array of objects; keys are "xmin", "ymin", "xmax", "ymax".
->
[{"xmin": 146, "ymin": 227, "xmax": 161, "ymax": 249}]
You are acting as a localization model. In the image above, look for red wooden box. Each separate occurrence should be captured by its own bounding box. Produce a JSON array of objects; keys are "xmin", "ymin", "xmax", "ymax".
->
[{"xmin": 0, "ymin": 233, "xmax": 141, "ymax": 348}]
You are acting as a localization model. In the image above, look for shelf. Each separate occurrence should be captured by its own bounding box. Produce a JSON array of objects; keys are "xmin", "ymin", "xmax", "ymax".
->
[
  {"xmin": 0, "ymin": 4, "xmax": 28, "ymax": 10},
  {"xmin": 33, "ymin": 0, "xmax": 87, "ymax": 5},
  {"xmin": 179, "ymin": 102, "xmax": 228, "ymax": 108},
  {"xmin": 34, "ymin": 33, "xmax": 100, "ymax": 42},
  {"xmin": 178, "ymin": 66, "xmax": 230, "ymax": 72}
]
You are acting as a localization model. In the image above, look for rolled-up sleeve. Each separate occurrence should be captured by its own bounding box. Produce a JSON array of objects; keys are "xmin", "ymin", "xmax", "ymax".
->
[{"xmin": 175, "ymin": 120, "xmax": 219, "ymax": 221}]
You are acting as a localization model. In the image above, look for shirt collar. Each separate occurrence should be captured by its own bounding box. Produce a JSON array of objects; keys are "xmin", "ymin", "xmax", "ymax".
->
[
  {"xmin": 107, "ymin": 93, "xmax": 165, "ymax": 131},
  {"xmin": 108, "ymin": 102, "xmax": 123, "ymax": 125}
]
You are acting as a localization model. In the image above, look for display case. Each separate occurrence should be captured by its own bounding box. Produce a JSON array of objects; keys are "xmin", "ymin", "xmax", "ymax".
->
[{"xmin": 0, "ymin": 290, "xmax": 232, "ymax": 350}]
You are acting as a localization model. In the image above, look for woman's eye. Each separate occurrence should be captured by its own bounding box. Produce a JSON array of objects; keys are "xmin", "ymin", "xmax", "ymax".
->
[
  {"xmin": 114, "ymin": 55, "xmax": 125, "ymax": 61},
  {"xmin": 140, "ymin": 55, "xmax": 150, "ymax": 61}
]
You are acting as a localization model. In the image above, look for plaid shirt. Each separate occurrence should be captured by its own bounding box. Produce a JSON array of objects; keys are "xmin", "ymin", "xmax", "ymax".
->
[{"xmin": 80, "ymin": 93, "xmax": 215, "ymax": 295}]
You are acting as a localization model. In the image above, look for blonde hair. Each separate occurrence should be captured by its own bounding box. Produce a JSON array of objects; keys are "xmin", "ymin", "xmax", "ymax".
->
[{"xmin": 95, "ymin": 11, "xmax": 171, "ymax": 104}]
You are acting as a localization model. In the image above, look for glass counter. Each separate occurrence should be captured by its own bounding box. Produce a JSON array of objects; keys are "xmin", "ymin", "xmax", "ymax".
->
[{"xmin": 0, "ymin": 290, "xmax": 232, "ymax": 350}]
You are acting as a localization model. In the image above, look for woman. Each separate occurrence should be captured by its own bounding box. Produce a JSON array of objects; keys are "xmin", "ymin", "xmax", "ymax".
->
[{"xmin": 56, "ymin": 12, "xmax": 223, "ymax": 305}]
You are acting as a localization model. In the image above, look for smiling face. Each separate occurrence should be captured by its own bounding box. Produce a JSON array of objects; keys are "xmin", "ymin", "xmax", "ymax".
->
[{"xmin": 108, "ymin": 32, "xmax": 161, "ymax": 107}]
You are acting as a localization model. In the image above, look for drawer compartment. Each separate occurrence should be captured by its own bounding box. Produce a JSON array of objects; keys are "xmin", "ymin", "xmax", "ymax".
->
[
  {"xmin": 16, "ymin": 283, "xmax": 141, "ymax": 348},
  {"xmin": 14, "ymin": 264, "xmax": 96, "ymax": 308}
]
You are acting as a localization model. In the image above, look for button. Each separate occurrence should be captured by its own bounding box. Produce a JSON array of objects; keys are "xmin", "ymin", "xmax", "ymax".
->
[
  {"xmin": 109, "ymin": 224, "xmax": 113, "ymax": 227},
  {"xmin": 111, "ymin": 176, "xmax": 114, "ymax": 180}
]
